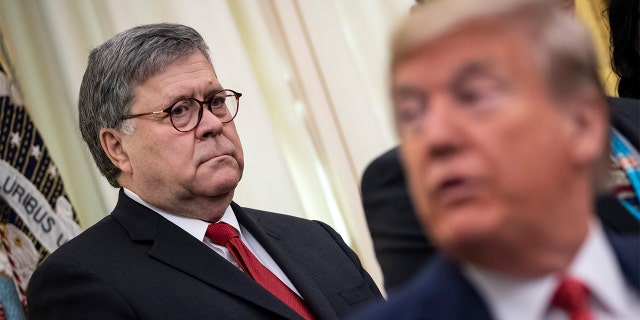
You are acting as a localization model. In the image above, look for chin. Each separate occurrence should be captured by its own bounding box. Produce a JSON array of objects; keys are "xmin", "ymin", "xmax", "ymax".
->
[
  {"xmin": 432, "ymin": 209, "xmax": 501, "ymax": 253},
  {"xmin": 435, "ymin": 228, "xmax": 495, "ymax": 263},
  {"xmin": 210, "ymin": 178, "xmax": 240, "ymax": 196},
  {"xmin": 191, "ymin": 173, "xmax": 240, "ymax": 196}
]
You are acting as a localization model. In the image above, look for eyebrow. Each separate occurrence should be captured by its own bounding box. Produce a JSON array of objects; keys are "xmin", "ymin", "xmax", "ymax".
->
[
  {"xmin": 449, "ymin": 60, "xmax": 495, "ymax": 87},
  {"xmin": 165, "ymin": 86, "xmax": 226, "ymax": 107},
  {"xmin": 393, "ymin": 85, "xmax": 426, "ymax": 98}
]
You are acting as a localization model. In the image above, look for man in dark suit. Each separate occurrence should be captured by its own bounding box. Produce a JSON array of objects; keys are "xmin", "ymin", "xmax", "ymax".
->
[
  {"xmin": 353, "ymin": 0, "xmax": 640, "ymax": 319},
  {"xmin": 26, "ymin": 23, "xmax": 382, "ymax": 319}
]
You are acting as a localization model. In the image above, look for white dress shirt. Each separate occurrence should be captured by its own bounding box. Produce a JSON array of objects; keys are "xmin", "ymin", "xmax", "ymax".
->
[
  {"xmin": 463, "ymin": 222, "xmax": 640, "ymax": 320},
  {"xmin": 123, "ymin": 188, "xmax": 302, "ymax": 297}
]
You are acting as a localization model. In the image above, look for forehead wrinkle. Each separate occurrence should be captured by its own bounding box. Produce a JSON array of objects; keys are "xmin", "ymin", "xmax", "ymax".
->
[{"xmin": 160, "ymin": 71, "xmax": 222, "ymax": 103}]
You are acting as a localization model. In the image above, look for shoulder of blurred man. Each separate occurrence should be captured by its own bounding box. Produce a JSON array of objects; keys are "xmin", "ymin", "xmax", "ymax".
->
[
  {"xmin": 350, "ymin": 230, "xmax": 640, "ymax": 320},
  {"xmin": 27, "ymin": 189, "xmax": 383, "ymax": 319},
  {"xmin": 349, "ymin": 253, "xmax": 492, "ymax": 320}
]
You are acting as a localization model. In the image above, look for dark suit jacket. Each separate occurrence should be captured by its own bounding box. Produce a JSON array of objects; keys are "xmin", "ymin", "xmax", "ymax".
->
[
  {"xmin": 609, "ymin": 97, "xmax": 639, "ymax": 149},
  {"xmin": 350, "ymin": 232, "xmax": 640, "ymax": 320},
  {"xmin": 27, "ymin": 190, "xmax": 383, "ymax": 319},
  {"xmin": 360, "ymin": 148, "xmax": 435, "ymax": 292}
]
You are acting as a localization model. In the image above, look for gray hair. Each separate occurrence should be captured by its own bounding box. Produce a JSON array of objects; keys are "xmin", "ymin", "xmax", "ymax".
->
[{"xmin": 78, "ymin": 23, "xmax": 211, "ymax": 187}]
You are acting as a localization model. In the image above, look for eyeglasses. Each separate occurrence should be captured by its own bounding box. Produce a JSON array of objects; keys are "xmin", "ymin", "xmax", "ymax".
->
[{"xmin": 121, "ymin": 89, "xmax": 241, "ymax": 132}]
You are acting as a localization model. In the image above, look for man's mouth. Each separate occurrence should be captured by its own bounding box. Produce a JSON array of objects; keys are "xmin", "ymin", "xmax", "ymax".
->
[
  {"xmin": 433, "ymin": 176, "xmax": 479, "ymax": 207},
  {"xmin": 201, "ymin": 153, "xmax": 233, "ymax": 165}
]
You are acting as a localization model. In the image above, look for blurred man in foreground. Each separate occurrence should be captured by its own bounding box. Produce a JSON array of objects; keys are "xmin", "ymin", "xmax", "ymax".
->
[{"xmin": 352, "ymin": 0, "xmax": 640, "ymax": 318}]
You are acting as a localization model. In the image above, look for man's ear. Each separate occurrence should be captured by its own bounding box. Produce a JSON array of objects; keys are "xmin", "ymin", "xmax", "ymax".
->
[
  {"xmin": 564, "ymin": 91, "xmax": 609, "ymax": 167},
  {"xmin": 100, "ymin": 128, "xmax": 132, "ymax": 173}
]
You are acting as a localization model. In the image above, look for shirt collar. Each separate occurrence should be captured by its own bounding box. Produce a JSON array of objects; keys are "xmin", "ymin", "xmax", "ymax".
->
[
  {"xmin": 463, "ymin": 221, "xmax": 630, "ymax": 320},
  {"xmin": 464, "ymin": 261, "xmax": 555, "ymax": 320},
  {"xmin": 122, "ymin": 188, "xmax": 238, "ymax": 241},
  {"xmin": 570, "ymin": 220, "xmax": 631, "ymax": 317}
]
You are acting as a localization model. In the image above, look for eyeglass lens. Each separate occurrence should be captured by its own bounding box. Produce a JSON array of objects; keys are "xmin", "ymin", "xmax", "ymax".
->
[{"xmin": 170, "ymin": 90, "xmax": 238, "ymax": 131}]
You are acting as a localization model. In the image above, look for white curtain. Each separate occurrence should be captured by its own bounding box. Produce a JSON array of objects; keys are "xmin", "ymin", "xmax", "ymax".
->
[{"xmin": 0, "ymin": 0, "xmax": 416, "ymax": 289}]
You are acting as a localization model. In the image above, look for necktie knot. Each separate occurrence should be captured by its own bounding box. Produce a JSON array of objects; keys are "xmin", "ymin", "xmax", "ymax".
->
[
  {"xmin": 551, "ymin": 276, "xmax": 593, "ymax": 320},
  {"xmin": 206, "ymin": 222, "xmax": 239, "ymax": 246}
]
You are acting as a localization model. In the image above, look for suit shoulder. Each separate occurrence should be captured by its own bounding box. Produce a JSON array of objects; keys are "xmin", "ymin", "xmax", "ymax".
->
[
  {"xmin": 364, "ymin": 147, "xmax": 400, "ymax": 173},
  {"xmin": 34, "ymin": 214, "xmax": 128, "ymax": 275},
  {"xmin": 351, "ymin": 256, "xmax": 491, "ymax": 320},
  {"xmin": 607, "ymin": 232, "xmax": 640, "ymax": 284},
  {"xmin": 350, "ymin": 258, "xmax": 447, "ymax": 319},
  {"xmin": 233, "ymin": 204, "xmax": 349, "ymax": 250},
  {"xmin": 608, "ymin": 97, "xmax": 640, "ymax": 148},
  {"xmin": 47, "ymin": 215, "xmax": 120, "ymax": 254},
  {"xmin": 362, "ymin": 147, "xmax": 402, "ymax": 185},
  {"xmin": 609, "ymin": 96, "xmax": 640, "ymax": 113},
  {"xmin": 237, "ymin": 205, "xmax": 315, "ymax": 225}
]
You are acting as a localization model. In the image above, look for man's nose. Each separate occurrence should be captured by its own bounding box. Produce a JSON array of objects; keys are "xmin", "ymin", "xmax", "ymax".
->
[
  {"xmin": 196, "ymin": 105, "xmax": 224, "ymax": 136},
  {"xmin": 422, "ymin": 99, "xmax": 464, "ymax": 159}
]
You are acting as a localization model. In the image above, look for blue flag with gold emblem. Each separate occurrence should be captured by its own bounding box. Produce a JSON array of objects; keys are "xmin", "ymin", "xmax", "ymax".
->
[{"xmin": 0, "ymin": 56, "xmax": 81, "ymax": 318}]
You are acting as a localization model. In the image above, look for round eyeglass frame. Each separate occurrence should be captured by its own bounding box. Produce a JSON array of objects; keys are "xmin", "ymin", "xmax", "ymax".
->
[{"xmin": 120, "ymin": 89, "xmax": 241, "ymax": 132}]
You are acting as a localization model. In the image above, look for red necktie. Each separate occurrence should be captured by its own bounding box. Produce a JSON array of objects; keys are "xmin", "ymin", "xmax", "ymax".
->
[
  {"xmin": 551, "ymin": 277, "xmax": 594, "ymax": 320},
  {"xmin": 206, "ymin": 222, "xmax": 315, "ymax": 320}
]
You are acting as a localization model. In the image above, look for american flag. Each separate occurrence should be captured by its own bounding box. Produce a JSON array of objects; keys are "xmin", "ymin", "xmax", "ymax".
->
[{"xmin": 0, "ymin": 49, "xmax": 81, "ymax": 319}]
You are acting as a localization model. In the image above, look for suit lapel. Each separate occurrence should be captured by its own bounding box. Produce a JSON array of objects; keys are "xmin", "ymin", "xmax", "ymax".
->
[
  {"xmin": 112, "ymin": 190, "xmax": 302, "ymax": 319},
  {"xmin": 415, "ymin": 256, "xmax": 493, "ymax": 320},
  {"xmin": 233, "ymin": 203, "xmax": 338, "ymax": 319}
]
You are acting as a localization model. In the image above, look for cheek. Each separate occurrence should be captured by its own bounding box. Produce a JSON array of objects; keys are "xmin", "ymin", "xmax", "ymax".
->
[
  {"xmin": 399, "ymin": 144, "xmax": 424, "ymax": 191},
  {"xmin": 400, "ymin": 135, "xmax": 428, "ymax": 168},
  {"xmin": 142, "ymin": 136, "xmax": 193, "ymax": 170},
  {"xmin": 226, "ymin": 128, "xmax": 244, "ymax": 168},
  {"xmin": 233, "ymin": 136, "xmax": 244, "ymax": 157},
  {"xmin": 400, "ymin": 141, "xmax": 431, "ymax": 212},
  {"xmin": 481, "ymin": 119, "xmax": 569, "ymax": 216}
]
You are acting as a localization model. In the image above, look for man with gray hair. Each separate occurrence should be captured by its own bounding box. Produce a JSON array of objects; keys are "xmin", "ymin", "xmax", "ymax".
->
[
  {"xmin": 26, "ymin": 23, "xmax": 382, "ymax": 319},
  {"xmin": 352, "ymin": 0, "xmax": 639, "ymax": 319}
]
